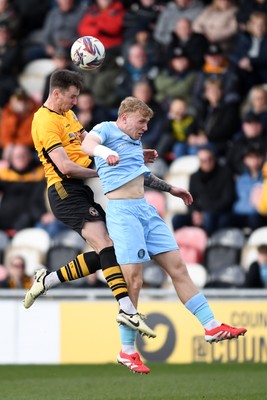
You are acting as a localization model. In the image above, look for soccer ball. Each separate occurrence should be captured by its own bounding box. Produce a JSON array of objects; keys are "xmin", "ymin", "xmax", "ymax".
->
[{"xmin": 70, "ymin": 36, "xmax": 105, "ymax": 71}]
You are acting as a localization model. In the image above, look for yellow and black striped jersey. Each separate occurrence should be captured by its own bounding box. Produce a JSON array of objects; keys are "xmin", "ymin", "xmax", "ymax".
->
[{"xmin": 31, "ymin": 106, "xmax": 92, "ymax": 187}]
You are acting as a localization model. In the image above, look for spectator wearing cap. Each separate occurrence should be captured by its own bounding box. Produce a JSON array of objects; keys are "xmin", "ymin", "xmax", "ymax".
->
[
  {"xmin": 172, "ymin": 143, "xmax": 235, "ymax": 236},
  {"xmin": 192, "ymin": 0, "xmax": 238, "ymax": 52},
  {"xmin": 153, "ymin": 0, "xmax": 204, "ymax": 46},
  {"xmin": 153, "ymin": 45, "xmax": 197, "ymax": 109},
  {"xmin": 191, "ymin": 42, "xmax": 241, "ymax": 110},
  {"xmin": 231, "ymin": 147, "xmax": 267, "ymax": 231},
  {"xmin": 166, "ymin": 18, "xmax": 208, "ymax": 69},
  {"xmin": 229, "ymin": 11, "xmax": 267, "ymax": 96},
  {"xmin": 226, "ymin": 111, "xmax": 267, "ymax": 175}
]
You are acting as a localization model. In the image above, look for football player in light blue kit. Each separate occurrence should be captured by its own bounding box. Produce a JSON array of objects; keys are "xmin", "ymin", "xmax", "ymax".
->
[{"xmin": 81, "ymin": 96, "xmax": 247, "ymax": 374}]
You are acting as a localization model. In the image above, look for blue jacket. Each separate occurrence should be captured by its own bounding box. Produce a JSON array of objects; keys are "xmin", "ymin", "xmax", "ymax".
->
[{"xmin": 233, "ymin": 169, "xmax": 263, "ymax": 215}]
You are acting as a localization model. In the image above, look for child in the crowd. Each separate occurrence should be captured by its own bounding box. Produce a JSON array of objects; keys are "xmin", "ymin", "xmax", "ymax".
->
[{"xmin": 156, "ymin": 97, "xmax": 197, "ymax": 160}]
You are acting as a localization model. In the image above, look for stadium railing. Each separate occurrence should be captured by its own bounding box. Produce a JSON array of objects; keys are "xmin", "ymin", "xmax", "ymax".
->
[{"xmin": 1, "ymin": 288, "xmax": 267, "ymax": 300}]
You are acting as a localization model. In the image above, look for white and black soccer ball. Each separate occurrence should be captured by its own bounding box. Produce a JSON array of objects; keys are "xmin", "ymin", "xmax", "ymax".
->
[{"xmin": 70, "ymin": 36, "xmax": 105, "ymax": 71}]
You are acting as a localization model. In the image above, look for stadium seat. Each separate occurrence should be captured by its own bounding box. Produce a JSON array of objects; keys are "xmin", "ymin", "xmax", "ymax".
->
[
  {"xmin": 164, "ymin": 174, "xmax": 190, "ymax": 215},
  {"xmin": 164, "ymin": 156, "xmax": 199, "ymax": 215},
  {"xmin": 207, "ymin": 227, "xmax": 246, "ymax": 248},
  {"xmin": 9, "ymin": 228, "xmax": 51, "ymax": 275},
  {"xmin": 52, "ymin": 229, "xmax": 85, "ymax": 251},
  {"xmin": 186, "ymin": 263, "xmax": 208, "ymax": 288},
  {"xmin": 146, "ymin": 157, "xmax": 169, "ymax": 179},
  {"xmin": 174, "ymin": 227, "xmax": 208, "ymax": 264},
  {"xmin": 204, "ymin": 228, "xmax": 246, "ymax": 273},
  {"xmin": 4, "ymin": 245, "xmax": 45, "ymax": 276},
  {"xmin": 11, "ymin": 228, "xmax": 51, "ymax": 255},
  {"xmin": 45, "ymin": 245, "xmax": 81, "ymax": 271},
  {"xmin": 143, "ymin": 260, "xmax": 167, "ymax": 288},
  {"xmin": 168, "ymin": 155, "xmax": 200, "ymax": 175},
  {"xmin": 18, "ymin": 58, "xmax": 55, "ymax": 102},
  {"xmin": 205, "ymin": 264, "xmax": 246, "ymax": 288},
  {"xmin": 144, "ymin": 190, "xmax": 167, "ymax": 218},
  {"xmin": 241, "ymin": 227, "xmax": 267, "ymax": 270},
  {"xmin": 247, "ymin": 227, "xmax": 267, "ymax": 247}
]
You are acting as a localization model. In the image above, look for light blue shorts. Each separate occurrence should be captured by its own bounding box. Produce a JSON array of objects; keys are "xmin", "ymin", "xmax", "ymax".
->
[{"xmin": 106, "ymin": 198, "xmax": 178, "ymax": 265}]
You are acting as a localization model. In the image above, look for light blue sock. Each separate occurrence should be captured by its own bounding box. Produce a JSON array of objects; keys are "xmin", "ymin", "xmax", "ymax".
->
[
  {"xmin": 119, "ymin": 325, "xmax": 137, "ymax": 346},
  {"xmin": 185, "ymin": 292, "xmax": 215, "ymax": 326}
]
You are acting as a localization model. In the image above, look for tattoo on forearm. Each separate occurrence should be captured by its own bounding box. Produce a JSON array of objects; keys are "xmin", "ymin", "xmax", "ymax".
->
[{"xmin": 144, "ymin": 173, "xmax": 172, "ymax": 192}]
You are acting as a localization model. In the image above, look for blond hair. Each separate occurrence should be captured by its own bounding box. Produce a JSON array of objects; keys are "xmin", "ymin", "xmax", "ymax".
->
[
  {"xmin": 118, "ymin": 96, "xmax": 153, "ymax": 119},
  {"xmin": 212, "ymin": 0, "xmax": 235, "ymax": 11}
]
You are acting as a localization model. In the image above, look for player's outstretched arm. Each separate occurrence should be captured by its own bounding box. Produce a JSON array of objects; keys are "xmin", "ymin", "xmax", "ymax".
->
[
  {"xmin": 144, "ymin": 173, "xmax": 193, "ymax": 206},
  {"xmin": 81, "ymin": 133, "xmax": 120, "ymax": 166}
]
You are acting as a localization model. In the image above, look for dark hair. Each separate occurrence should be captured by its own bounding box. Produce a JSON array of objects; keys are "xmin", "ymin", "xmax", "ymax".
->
[
  {"xmin": 242, "ymin": 145, "xmax": 265, "ymax": 158},
  {"xmin": 258, "ymin": 244, "xmax": 267, "ymax": 253},
  {"xmin": 49, "ymin": 69, "xmax": 83, "ymax": 93}
]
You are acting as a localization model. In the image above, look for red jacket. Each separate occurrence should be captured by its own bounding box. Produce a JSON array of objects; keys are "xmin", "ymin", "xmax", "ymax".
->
[{"xmin": 77, "ymin": 1, "xmax": 125, "ymax": 50}]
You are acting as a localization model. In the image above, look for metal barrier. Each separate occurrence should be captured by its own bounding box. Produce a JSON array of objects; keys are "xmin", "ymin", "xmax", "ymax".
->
[{"xmin": 1, "ymin": 287, "xmax": 267, "ymax": 300}]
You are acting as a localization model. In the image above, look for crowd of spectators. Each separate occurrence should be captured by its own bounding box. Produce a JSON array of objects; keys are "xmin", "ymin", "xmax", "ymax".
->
[{"xmin": 1, "ymin": 0, "xmax": 267, "ymax": 288}]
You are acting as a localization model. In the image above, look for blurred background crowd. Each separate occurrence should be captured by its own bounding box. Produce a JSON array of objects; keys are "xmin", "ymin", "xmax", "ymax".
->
[{"xmin": 1, "ymin": 0, "xmax": 267, "ymax": 291}]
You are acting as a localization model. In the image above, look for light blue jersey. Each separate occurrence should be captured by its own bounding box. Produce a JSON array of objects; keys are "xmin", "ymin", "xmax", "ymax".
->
[
  {"xmin": 89, "ymin": 121, "xmax": 178, "ymax": 265},
  {"xmin": 90, "ymin": 121, "xmax": 150, "ymax": 194}
]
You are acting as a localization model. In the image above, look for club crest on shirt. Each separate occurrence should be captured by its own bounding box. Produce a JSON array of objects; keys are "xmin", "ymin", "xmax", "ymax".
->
[
  {"xmin": 69, "ymin": 131, "xmax": 81, "ymax": 142},
  {"xmin": 138, "ymin": 249, "xmax": 145, "ymax": 259},
  {"xmin": 89, "ymin": 207, "xmax": 99, "ymax": 217}
]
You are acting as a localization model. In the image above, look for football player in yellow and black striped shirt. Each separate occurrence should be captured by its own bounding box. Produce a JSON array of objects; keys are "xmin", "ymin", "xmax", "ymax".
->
[{"xmin": 24, "ymin": 69, "xmax": 155, "ymax": 340}]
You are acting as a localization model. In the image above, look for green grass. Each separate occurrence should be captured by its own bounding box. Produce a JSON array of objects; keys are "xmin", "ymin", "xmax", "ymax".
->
[{"xmin": 0, "ymin": 363, "xmax": 266, "ymax": 400}]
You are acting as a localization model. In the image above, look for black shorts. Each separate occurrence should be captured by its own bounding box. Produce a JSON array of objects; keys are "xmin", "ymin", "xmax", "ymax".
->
[{"xmin": 48, "ymin": 179, "xmax": 106, "ymax": 235}]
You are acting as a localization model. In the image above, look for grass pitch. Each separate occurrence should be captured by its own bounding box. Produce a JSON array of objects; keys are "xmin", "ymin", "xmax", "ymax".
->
[{"xmin": 0, "ymin": 363, "xmax": 266, "ymax": 400}]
